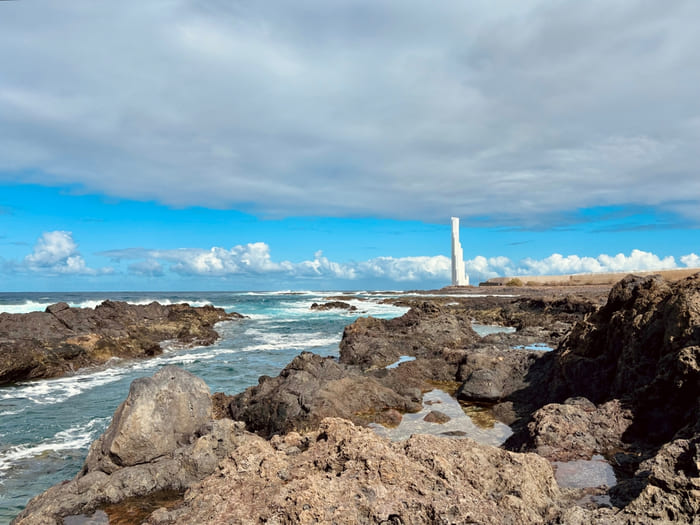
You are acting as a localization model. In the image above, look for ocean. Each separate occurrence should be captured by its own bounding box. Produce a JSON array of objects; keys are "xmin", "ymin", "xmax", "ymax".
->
[{"xmin": 0, "ymin": 290, "xmax": 506, "ymax": 523}]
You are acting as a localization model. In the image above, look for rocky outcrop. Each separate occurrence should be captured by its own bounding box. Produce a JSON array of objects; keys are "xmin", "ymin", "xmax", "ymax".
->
[
  {"xmin": 310, "ymin": 301, "xmax": 357, "ymax": 311},
  {"xmin": 12, "ymin": 274, "xmax": 700, "ymax": 524},
  {"xmin": 147, "ymin": 418, "xmax": 568, "ymax": 525},
  {"xmin": 524, "ymin": 398, "xmax": 634, "ymax": 461},
  {"xmin": 619, "ymin": 431, "xmax": 700, "ymax": 523},
  {"xmin": 339, "ymin": 301, "xmax": 480, "ymax": 370},
  {"xmin": 456, "ymin": 346, "xmax": 544, "ymax": 403},
  {"xmin": 227, "ymin": 352, "xmax": 422, "ymax": 438},
  {"xmin": 0, "ymin": 301, "xmax": 242, "ymax": 384},
  {"xmin": 12, "ymin": 367, "xmax": 245, "ymax": 525},
  {"xmin": 549, "ymin": 274, "xmax": 700, "ymax": 446}
]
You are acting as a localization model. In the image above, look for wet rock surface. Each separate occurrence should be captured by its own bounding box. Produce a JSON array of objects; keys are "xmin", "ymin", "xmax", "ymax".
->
[{"xmin": 0, "ymin": 301, "xmax": 242, "ymax": 385}]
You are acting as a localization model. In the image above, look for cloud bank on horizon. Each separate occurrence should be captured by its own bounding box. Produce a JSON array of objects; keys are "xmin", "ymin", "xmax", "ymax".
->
[
  {"xmin": 8, "ymin": 231, "xmax": 699, "ymax": 288},
  {"xmin": 1, "ymin": 1, "xmax": 700, "ymax": 227}
]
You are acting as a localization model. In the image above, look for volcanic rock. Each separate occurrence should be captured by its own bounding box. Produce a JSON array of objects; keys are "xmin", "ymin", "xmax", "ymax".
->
[
  {"xmin": 549, "ymin": 274, "xmax": 700, "ymax": 445},
  {"xmin": 310, "ymin": 301, "xmax": 357, "ymax": 311},
  {"xmin": 85, "ymin": 366, "xmax": 213, "ymax": 473},
  {"xmin": 339, "ymin": 302, "xmax": 480, "ymax": 370},
  {"xmin": 228, "ymin": 352, "xmax": 421, "ymax": 438},
  {"xmin": 0, "ymin": 301, "xmax": 242, "ymax": 385},
  {"xmin": 12, "ymin": 367, "xmax": 245, "ymax": 525},
  {"xmin": 144, "ymin": 418, "xmax": 567, "ymax": 525},
  {"xmin": 525, "ymin": 397, "xmax": 634, "ymax": 461}
]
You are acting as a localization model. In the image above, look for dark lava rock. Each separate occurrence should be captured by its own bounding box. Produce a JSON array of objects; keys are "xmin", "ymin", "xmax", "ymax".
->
[
  {"xmin": 550, "ymin": 273, "xmax": 700, "ymax": 446},
  {"xmin": 0, "ymin": 301, "xmax": 242, "ymax": 385},
  {"xmin": 456, "ymin": 346, "xmax": 544, "ymax": 403},
  {"xmin": 525, "ymin": 397, "xmax": 633, "ymax": 461},
  {"xmin": 310, "ymin": 301, "xmax": 357, "ymax": 311},
  {"xmin": 228, "ymin": 352, "xmax": 421, "ymax": 438},
  {"xmin": 339, "ymin": 302, "xmax": 480, "ymax": 370}
]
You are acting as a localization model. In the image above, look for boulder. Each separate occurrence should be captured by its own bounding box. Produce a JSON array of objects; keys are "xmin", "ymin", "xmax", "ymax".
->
[
  {"xmin": 12, "ymin": 367, "xmax": 245, "ymax": 525},
  {"xmin": 310, "ymin": 301, "xmax": 357, "ymax": 311},
  {"xmin": 524, "ymin": 398, "xmax": 633, "ymax": 461},
  {"xmin": 86, "ymin": 366, "xmax": 213, "ymax": 473}
]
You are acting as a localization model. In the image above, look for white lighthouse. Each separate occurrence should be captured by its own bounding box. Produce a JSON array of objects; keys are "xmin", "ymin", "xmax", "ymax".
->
[{"xmin": 451, "ymin": 217, "xmax": 469, "ymax": 286}]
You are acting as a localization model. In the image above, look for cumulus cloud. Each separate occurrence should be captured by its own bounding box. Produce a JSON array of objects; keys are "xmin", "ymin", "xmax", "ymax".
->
[
  {"xmin": 680, "ymin": 253, "xmax": 700, "ymax": 268},
  {"xmin": 463, "ymin": 250, "xmax": 689, "ymax": 284},
  {"xmin": 104, "ymin": 242, "xmax": 700, "ymax": 286},
  {"xmin": 23, "ymin": 231, "xmax": 111, "ymax": 275},
  {"xmin": 1, "ymin": 1, "xmax": 700, "ymax": 225}
]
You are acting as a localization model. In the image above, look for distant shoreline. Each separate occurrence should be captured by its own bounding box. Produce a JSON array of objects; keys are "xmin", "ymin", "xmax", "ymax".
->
[{"xmin": 480, "ymin": 267, "xmax": 700, "ymax": 287}]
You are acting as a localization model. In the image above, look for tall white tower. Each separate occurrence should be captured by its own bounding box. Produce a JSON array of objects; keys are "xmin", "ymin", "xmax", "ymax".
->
[{"xmin": 451, "ymin": 217, "xmax": 469, "ymax": 286}]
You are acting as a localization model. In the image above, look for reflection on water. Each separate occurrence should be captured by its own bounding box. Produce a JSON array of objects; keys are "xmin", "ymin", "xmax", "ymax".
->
[
  {"xmin": 370, "ymin": 389, "xmax": 512, "ymax": 446},
  {"xmin": 553, "ymin": 454, "xmax": 617, "ymax": 489}
]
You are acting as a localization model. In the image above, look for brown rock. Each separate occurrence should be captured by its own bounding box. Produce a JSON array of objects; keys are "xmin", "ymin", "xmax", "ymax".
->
[
  {"xmin": 339, "ymin": 302, "xmax": 480, "ymax": 370},
  {"xmin": 146, "ymin": 418, "xmax": 565, "ymax": 525},
  {"xmin": 525, "ymin": 398, "xmax": 633, "ymax": 461},
  {"xmin": 423, "ymin": 410, "xmax": 450, "ymax": 424},
  {"xmin": 0, "ymin": 301, "xmax": 242, "ymax": 385},
  {"xmin": 228, "ymin": 352, "xmax": 421, "ymax": 438}
]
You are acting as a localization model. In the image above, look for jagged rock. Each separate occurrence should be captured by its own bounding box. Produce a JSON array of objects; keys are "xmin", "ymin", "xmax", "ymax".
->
[
  {"xmin": 525, "ymin": 398, "xmax": 634, "ymax": 461},
  {"xmin": 551, "ymin": 274, "xmax": 700, "ymax": 445},
  {"xmin": 339, "ymin": 302, "xmax": 480, "ymax": 370},
  {"xmin": 456, "ymin": 346, "xmax": 544, "ymax": 403},
  {"xmin": 0, "ymin": 301, "xmax": 242, "ymax": 385},
  {"xmin": 145, "ymin": 418, "xmax": 566, "ymax": 525},
  {"xmin": 228, "ymin": 352, "xmax": 421, "ymax": 438},
  {"xmin": 310, "ymin": 301, "xmax": 357, "ymax": 311},
  {"xmin": 619, "ymin": 433, "xmax": 700, "ymax": 523}
]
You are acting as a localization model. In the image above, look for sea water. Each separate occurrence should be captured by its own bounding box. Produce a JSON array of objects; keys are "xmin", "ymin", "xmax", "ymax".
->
[
  {"xmin": 0, "ymin": 291, "xmax": 509, "ymax": 523},
  {"xmin": 0, "ymin": 291, "xmax": 409, "ymax": 522}
]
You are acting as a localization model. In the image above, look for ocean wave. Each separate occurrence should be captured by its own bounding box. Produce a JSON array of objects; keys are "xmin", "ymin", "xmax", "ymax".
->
[
  {"xmin": 242, "ymin": 328, "xmax": 340, "ymax": 351},
  {"xmin": 0, "ymin": 367, "xmax": 125, "ymax": 406},
  {"xmin": 0, "ymin": 298, "xmax": 215, "ymax": 314},
  {"xmin": 0, "ymin": 417, "xmax": 109, "ymax": 475}
]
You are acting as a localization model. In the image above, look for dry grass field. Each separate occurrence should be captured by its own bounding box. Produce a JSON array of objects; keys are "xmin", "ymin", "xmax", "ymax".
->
[{"xmin": 483, "ymin": 268, "xmax": 700, "ymax": 287}]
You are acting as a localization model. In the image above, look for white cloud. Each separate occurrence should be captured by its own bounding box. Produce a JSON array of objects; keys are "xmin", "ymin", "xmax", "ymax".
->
[
  {"xmin": 1, "ymin": 2, "xmax": 700, "ymax": 225},
  {"xmin": 23, "ymin": 231, "xmax": 111, "ymax": 275},
  {"xmin": 463, "ymin": 250, "xmax": 683, "ymax": 284},
  {"xmin": 105, "ymin": 241, "xmax": 700, "ymax": 286},
  {"xmin": 680, "ymin": 253, "xmax": 700, "ymax": 268},
  {"xmin": 13, "ymin": 232, "xmax": 700, "ymax": 285}
]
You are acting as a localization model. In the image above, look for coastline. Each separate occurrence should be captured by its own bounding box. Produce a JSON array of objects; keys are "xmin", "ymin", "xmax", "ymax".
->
[{"xmin": 6, "ymin": 276, "xmax": 700, "ymax": 524}]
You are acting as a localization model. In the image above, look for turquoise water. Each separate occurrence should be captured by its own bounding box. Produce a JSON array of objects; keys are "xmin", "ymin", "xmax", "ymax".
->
[{"xmin": 0, "ymin": 291, "xmax": 407, "ymax": 523}]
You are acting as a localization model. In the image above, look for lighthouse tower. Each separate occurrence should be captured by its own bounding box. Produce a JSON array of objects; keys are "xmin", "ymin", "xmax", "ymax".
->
[{"xmin": 451, "ymin": 217, "xmax": 469, "ymax": 286}]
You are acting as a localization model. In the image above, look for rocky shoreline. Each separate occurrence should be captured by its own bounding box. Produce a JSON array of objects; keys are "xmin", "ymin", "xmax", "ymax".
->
[
  {"xmin": 0, "ymin": 301, "xmax": 244, "ymax": 385},
  {"xmin": 11, "ymin": 275, "xmax": 700, "ymax": 524}
]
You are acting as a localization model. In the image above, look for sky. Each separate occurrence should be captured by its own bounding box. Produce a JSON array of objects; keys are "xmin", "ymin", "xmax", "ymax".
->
[{"xmin": 1, "ymin": 0, "xmax": 699, "ymax": 291}]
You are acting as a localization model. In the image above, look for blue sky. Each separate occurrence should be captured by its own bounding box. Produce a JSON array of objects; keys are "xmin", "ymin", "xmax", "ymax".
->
[{"xmin": 1, "ymin": 1, "xmax": 699, "ymax": 291}]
